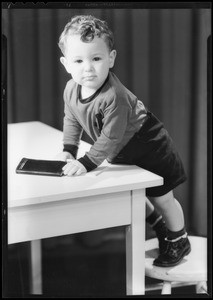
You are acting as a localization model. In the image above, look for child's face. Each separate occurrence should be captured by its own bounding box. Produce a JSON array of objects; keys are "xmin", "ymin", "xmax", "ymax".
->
[{"xmin": 60, "ymin": 35, "xmax": 116, "ymax": 91}]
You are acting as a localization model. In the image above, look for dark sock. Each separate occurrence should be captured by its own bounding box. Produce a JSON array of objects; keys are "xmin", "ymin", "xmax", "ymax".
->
[
  {"xmin": 146, "ymin": 209, "xmax": 162, "ymax": 227},
  {"xmin": 167, "ymin": 227, "xmax": 186, "ymax": 241},
  {"xmin": 146, "ymin": 209, "xmax": 167, "ymax": 237}
]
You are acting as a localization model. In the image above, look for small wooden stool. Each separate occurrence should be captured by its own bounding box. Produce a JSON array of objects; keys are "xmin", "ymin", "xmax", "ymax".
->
[{"xmin": 145, "ymin": 236, "xmax": 207, "ymax": 294}]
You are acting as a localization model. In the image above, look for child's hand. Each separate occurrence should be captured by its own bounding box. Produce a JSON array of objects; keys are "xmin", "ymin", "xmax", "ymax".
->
[
  {"xmin": 54, "ymin": 151, "xmax": 74, "ymax": 162},
  {"xmin": 62, "ymin": 160, "xmax": 87, "ymax": 176}
]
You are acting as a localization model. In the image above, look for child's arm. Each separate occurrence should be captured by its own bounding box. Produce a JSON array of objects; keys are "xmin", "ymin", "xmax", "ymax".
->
[
  {"xmin": 54, "ymin": 110, "xmax": 83, "ymax": 163},
  {"xmin": 78, "ymin": 102, "xmax": 132, "ymax": 172},
  {"xmin": 55, "ymin": 81, "xmax": 85, "ymax": 174},
  {"xmin": 63, "ymin": 101, "xmax": 83, "ymax": 155}
]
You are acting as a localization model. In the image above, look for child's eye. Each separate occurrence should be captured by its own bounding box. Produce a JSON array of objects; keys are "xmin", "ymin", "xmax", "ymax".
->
[
  {"xmin": 93, "ymin": 57, "xmax": 101, "ymax": 61},
  {"xmin": 75, "ymin": 59, "xmax": 83, "ymax": 64}
]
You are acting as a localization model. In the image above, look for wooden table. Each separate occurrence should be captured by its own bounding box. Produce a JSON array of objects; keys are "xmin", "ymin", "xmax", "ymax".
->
[{"xmin": 7, "ymin": 121, "xmax": 163, "ymax": 296}]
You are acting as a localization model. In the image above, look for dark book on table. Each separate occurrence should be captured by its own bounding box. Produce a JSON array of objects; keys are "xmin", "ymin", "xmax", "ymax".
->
[{"xmin": 16, "ymin": 158, "xmax": 66, "ymax": 177}]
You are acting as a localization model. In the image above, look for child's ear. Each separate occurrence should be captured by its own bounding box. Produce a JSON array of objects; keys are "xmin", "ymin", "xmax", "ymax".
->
[
  {"xmin": 60, "ymin": 57, "xmax": 70, "ymax": 73},
  {"xmin": 109, "ymin": 50, "xmax": 117, "ymax": 68}
]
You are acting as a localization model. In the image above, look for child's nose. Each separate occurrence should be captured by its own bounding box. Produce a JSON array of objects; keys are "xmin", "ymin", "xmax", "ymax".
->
[{"xmin": 84, "ymin": 61, "xmax": 93, "ymax": 71}]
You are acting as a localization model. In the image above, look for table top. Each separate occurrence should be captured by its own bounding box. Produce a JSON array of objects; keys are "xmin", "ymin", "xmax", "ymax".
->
[{"xmin": 8, "ymin": 122, "xmax": 163, "ymax": 208}]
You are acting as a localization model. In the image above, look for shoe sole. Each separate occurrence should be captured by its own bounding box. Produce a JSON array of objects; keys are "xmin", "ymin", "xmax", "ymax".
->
[{"xmin": 153, "ymin": 245, "xmax": 191, "ymax": 268}]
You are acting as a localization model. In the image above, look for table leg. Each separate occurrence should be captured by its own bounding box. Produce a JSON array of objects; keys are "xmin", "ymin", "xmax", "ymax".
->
[
  {"xmin": 126, "ymin": 189, "xmax": 146, "ymax": 295},
  {"xmin": 30, "ymin": 239, "xmax": 42, "ymax": 294}
]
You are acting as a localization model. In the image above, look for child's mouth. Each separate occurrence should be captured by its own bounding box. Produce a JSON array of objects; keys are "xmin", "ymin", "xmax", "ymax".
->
[{"xmin": 84, "ymin": 76, "xmax": 96, "ymax": 81}]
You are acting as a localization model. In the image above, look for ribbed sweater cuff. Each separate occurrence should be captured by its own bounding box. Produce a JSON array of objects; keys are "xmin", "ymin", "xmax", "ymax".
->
[
  {"xmin": 63, "ymin": 144, "xmax": 78, "ymax": 159},
  {"xmin": 78, "ymin": 155, "xmax": 97, "ymax": 172}
]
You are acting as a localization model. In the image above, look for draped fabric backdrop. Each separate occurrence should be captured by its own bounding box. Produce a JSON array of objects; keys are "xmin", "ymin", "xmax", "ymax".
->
[{"xmin": 2, "ymin": 7, "xmax": 211, "ymax": 236}]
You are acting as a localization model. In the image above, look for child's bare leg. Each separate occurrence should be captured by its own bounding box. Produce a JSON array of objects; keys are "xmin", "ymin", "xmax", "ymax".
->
[{"xmin": 147, "ymin": 191, "xmax": 184, "ymax": 231}]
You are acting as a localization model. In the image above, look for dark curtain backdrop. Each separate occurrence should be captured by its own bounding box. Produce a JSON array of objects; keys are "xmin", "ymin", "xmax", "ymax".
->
[{"xmin": 2, "ymin": 7, "xmax": 211, "ymax": 236}]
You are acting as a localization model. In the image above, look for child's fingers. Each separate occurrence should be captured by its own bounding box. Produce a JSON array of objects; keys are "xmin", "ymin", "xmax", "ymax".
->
[
  {"xmin": 62, "ymin": 161, "xmax": 86, "ymax": 176},
  {"xmin": 75, "ymin": 168, "xmax": 86, "ymax": 176},
  {"xmin": 67, "ymin": 167, "xmax": 78, "ymax": 176},
  {"xmin": 63, "ymin": 163, "xmax": 77, "ymax": 176}
]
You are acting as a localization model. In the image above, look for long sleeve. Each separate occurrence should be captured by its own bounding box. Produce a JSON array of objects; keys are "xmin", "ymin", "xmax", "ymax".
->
[
  {"xmin": 78, "ymin": 102, "xmax": 131, "ymax": 170},
  {"xmin": 63, "ymin": 84, "xmax": 83, "ymax": 158}
]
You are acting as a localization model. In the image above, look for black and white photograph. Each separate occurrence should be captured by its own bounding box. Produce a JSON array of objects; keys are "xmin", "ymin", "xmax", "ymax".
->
[{"xmin": 2, "ymin": 2, "xmax": 212, "ymax": 298}]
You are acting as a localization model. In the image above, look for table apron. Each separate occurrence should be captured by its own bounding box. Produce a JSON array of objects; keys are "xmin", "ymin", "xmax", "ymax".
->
[{"xmin": 8, "ymin": 190, "xmax": 132, "ymax": 244}]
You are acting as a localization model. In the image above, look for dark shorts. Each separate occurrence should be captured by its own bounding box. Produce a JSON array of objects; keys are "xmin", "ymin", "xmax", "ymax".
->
[{"xmin": 111, "ymin": 111, "xmax": 187, "ymax": 197}]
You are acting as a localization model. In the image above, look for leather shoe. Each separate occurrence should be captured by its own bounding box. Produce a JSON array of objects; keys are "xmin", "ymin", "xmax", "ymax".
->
[{"xmin": 153, "ymin": 236, "xmax": 191, "ymax": 267}]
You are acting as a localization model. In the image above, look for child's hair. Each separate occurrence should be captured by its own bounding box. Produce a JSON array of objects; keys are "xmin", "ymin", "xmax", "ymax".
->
[{"xmin": 58, "ymin": 15, "xmax": 114, "ymax": 55}]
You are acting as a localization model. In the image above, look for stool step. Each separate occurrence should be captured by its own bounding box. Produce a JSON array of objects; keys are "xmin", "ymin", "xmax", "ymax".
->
[
  {"xmin": 145, "ymin": 236, "xmax": 207, "ymax": 282},
  {"xmin": 145, "ymin": 281, "xmax": 197, "ymax": 292}
]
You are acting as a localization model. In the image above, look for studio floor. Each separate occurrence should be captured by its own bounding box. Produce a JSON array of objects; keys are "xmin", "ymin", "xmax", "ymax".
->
[{"xmin": 4, "ymin": 227, "xmax": 197, "ymax": 298}]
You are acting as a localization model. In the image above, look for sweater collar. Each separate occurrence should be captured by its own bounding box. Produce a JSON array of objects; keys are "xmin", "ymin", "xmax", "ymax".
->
[{"xmin": 77, "ymin": 73, "xmax": 110, "ymax": 104}]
